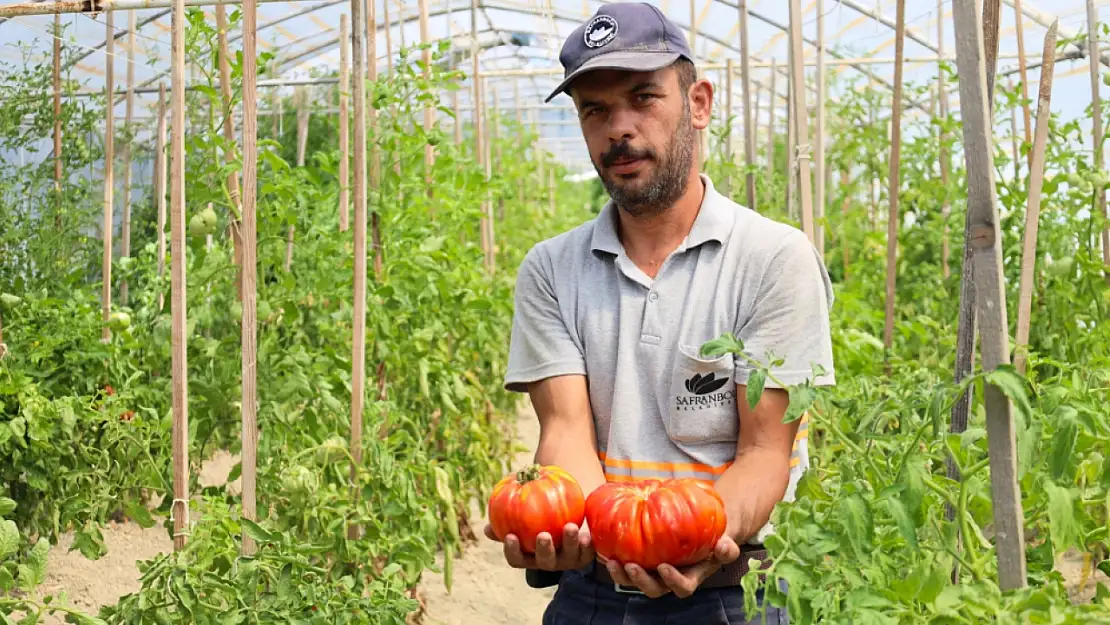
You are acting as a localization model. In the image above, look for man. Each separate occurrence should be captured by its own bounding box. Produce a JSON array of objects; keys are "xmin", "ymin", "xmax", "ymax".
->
[{"xmin": 486, "ymin": 3, "xmax": 835, "ymax": 623}]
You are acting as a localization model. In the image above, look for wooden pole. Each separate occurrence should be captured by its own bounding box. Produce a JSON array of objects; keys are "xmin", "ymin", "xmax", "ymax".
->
[
  {"xmin": 949, "ymin": 0, "xmax": 1006, "ymax": 487},
  {"xmin": 420, "ymin": 0, "xmax": 434, "ymax": 195},
  {"xmin": 53, "ymin": 13, "xmax": 62, "ymax": 223},
  {"xmin": 738, "ymin": 0, "xmax": 756, "ymax": 210},
  {"xmin": 785, "ymin": 66, "xmax": 795, "ymax": 218},
  {"xmin": 296, "ymin": 86, "xmax": 309, "ymax": 166},
  {"xmin": 1087, "ymin": 0, "xmax": 1109, "ymax": 284},
  {"xmin": 786, "ymin": 0, "xmax": 815, "ymax": 242},
  {"xmin": 492, "ymin": 86, "xmax": 503, "ymax": 220},
  {"xmin": 170, "ymin": 0, "xmax": 189, "ymax": 553},
  {"xmin": 101, "ymin": 12, "xmax": 115, "ymax": 343},
  {"xmin": 1013, "ymin": 0, "xmax": 1032, "ymax": 164},
  {"xmin": 951, "ymin": 0, "xmax": 1027, "ymax": 591},
  {"xmin": 384, "ymin": 0, "xmax": 393, "ymax": 76},
  {"xmin": 752, "ymin": 80, "xmax": 761, "ymax": 177},
  {"xmin": 883, "ymin": 0, "xmax": 907, "ymax": 366},
  {"xmin": 369, "ymin": 0, "xmax": 383, "ymax": 278},
  {"xmin": 238, "ymin": 0, "xmax": 260, "ymax": 558},
  {"xmin": 216, "ymin": 3, "xmax": 243, "ymax": 301},
  {"xmin": 1015, "ymin": 21, "xmax": 1057, "ymax": 375},
  {"xmin": 119, "ymin": 10, "xmax": 135, "ymax": 306},
  {"xmin": 815, "ymin": 0, "xmax": 826, "ymax": 257},
  {"xmin": 339, "ymin": 14, "xmax": 349, "ymax": 233},
  {"xmin": 938, "ymin": 0, "xmax": 951, "ymax": 280},
  {"xmin": 156, "ymin": 84, "xmax": 168, "ymax": 312},
  {"xmin": 766, "ymin": 59, "xmax": 776, "ymax": 178},
  {"xmin": 484, "ymin": 77, "xmax": 496, "ymax": 272},
  {"xmin": 349, "ymin": 0, "xmax": 369, "ymax": 541},
  {"xmin": 515, "ymin": 79, "xmax": 524, "ymax": 206}
]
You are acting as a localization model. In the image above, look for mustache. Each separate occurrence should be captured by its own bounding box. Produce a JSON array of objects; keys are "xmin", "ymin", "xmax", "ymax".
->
[{"xmin": 601, "ymin": 141, "xmax": 654, "ymax": 168}]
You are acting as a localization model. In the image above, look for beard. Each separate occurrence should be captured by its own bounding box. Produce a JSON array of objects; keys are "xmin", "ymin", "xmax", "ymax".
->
[{"xmin": 593, "ymin": 102, "xmax": 697, "ymax": 217}]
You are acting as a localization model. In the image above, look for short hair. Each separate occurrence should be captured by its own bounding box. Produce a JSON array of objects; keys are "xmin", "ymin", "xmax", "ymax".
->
[{"xmin": 673, "ymin": 57, "xmax": 697, "ymax": 93}]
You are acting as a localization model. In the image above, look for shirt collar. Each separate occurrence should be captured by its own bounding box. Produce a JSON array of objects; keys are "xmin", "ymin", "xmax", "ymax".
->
[{"xmin": 590, "ymin": 174, "xmax": 733, "ymax": 255}]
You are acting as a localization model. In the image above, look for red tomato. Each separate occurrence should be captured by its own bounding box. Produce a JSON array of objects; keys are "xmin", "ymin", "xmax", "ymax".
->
[
  {"xmin": 487, "ymin": 465, "xmax": 586, "ymax": 553},
  {"xmin": 585, "ymin": 478, "xmax": 728, "ymax": 571}
]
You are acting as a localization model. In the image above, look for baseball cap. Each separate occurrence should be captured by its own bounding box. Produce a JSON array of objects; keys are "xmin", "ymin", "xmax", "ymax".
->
[{"xmin": 544, "ymin": 3, "xmax": 694, "ymax": 103}]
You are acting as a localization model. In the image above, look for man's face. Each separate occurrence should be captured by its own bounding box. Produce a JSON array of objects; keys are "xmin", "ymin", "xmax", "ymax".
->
[{"xmin": 569, "ymin": 64, "xmax": 711, "ymax": 217}]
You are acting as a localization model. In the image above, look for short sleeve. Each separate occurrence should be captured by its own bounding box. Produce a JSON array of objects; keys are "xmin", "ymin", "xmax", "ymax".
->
[
  {"xmin": 734, "ymin": 231, "xmax": 835, "ymax": 388},
  {"xmin": 504, "ymin": 246, "xmax": 587, "ymax": 393}
]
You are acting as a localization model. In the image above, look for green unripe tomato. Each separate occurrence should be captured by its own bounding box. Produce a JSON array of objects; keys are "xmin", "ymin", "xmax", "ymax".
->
[
  {"xmin": 199, "ymin": 206, "xmax": 219, "ymax": 230},
  {"xmin": 108, "ymin": 311, "xmax": 131, "ymax": 331},
  {"xmin": 189, "ymin": 213, "xmax": 209, "ymax": 238},
  {"xmin": 0, "ymin": 293, "xmax": 20, "ymax": 309}
]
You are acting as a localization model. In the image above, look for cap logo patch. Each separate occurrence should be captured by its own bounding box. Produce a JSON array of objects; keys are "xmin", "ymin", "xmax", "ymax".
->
[{"xmin": 584, "ymin": 15, "xmax": 618, "ymax": 48}]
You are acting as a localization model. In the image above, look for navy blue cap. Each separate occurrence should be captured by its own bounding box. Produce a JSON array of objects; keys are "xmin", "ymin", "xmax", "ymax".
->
[{"xmin": 545, "ymin": 3, "xmax": 694, "ymax": 103}]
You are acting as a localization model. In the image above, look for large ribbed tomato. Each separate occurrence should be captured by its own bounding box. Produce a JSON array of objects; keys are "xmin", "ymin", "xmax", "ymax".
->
[
  {"xmin": 585, "ymin": 478, "xmax": 727, "ymax": 571},
  {"xmin": 487, "ymin": 464, "xmax": 586, "ymax": 553}
]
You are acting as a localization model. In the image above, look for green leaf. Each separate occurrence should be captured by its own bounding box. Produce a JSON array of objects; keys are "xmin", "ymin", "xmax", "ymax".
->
[
  {"xmin": 240, "ymin": 519, "xmax": 278, "ymax": 544},
  {"xmin": 746, "ymin": 369, "xmax": 767, "ymax": 410},
  {"xmin": 1044, "ymin": 482, "xmax": 1080, "ymax": 554},
  {"xmin": 0, "ymin": 498, "xmax": 15, "ymax": 516},
  {"xmin": 0, "ymin": 520, "xmax": 17, "ymax": 559},
  {"xmin": 984, "ymin": 365, "xmax": 1033, "ymax": 420},
  {"xmin": 784, "ymin": 385, "xmax": 817, "ymax": 423},
  {"xmin": 0, "ymin": 566, "xmax": 12, "ymax": 593},
  {"xmin": 886, "ymin": 497, "xmax": 918, "ymax": 551},
  {"xmin": 72, "ymin": 526, "xmax": 104, "ymax": 561},
  {"xmin": 838, "ymin": 493, "xmax": 873, "ymax": 559},
  {"xmin": 123, "ymin": 500, "xmax": 156, "ymax": 529},
  {"xmin": 1049, "ymin": 415, "xmax": 1078, "ymax": 482},
  {"xmin": 699, "ymin": 333, "xmax": 743, "ymax": 358}
]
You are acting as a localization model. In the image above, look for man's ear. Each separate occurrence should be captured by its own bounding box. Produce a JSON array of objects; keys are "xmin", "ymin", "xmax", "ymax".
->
[{"xmin": 689, "ymin": 79, "xmax": 713, "ymax": 131}]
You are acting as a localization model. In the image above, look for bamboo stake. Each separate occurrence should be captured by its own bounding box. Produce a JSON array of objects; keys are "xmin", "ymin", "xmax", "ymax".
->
[
  {"xmin": 951, "ymin": 0, "xmax": 1027, "ymax": 591},
  {"xmin": 492, "ymin": 86, "xmax": 503, "ymax": 221},
  {"xmin": 1010, "ymin": 84, "xmax": 1020, "ymax": 180},
  {"xmin": 53, "ymin": 13, "xmax": 61, "ymax": 222},
  {"xmin": 472, "ymin": 0, "xmax": 490, "ymax": 269},
  {"xmin": 1015, "ymin": 21, "xmax": 1057, "ymax": 375},
  {"xmin": 1013, "ymin": 0, "xmax": 1032, "ymax": 163},
  {"xmin": 1087, "ymin": 0, "xmax": 1109, "ymax": 284},
  {"xmin": 296, "ymin": 86, "xmax": 309, "ymax": 167},
  {"xmin": 766, "ymin": 59, "xmax": 776, "ymax": 178},
  {"xmin": 169, "ymin": 0, "xmax": 189, "ymax": 553},
  {"xmin": 270, "ymin": 60, "xmax": 279, "ymax": 138},
  {"xmin": 339, "ymin": 14, "xmax": 349, "ymax": 233},
  {"xmin": 840, "ymin": 168, "xmax": 851, "ymax": 279},
  {"xmin": 156, "ymin": 84, "xmax": 168, "ymax": 312},
  {"xmin": 938, "ymin": 0, "xmax": 951, "ymax": 280},
  {"xmin": 515, "ymin": 79, "xmax": 525, "ymax": 206},
  {"xmin": 785, "ymin": 67, "xmax": 795, "ymax": 218},
  {"xmin": 384, "ymin": 0, "xmax": 393, "ymax": 76},
  {"xmin": 725, "ymin": 59, "xmax": 734, "ymax": 195},
  {"xmin": 349, "ymin": 0, "xmax": 369, "ymax": 541},
  {"xmin": 738, "ymin": 0, "xmax": 756, "ymax": 210},
  {"xmin": 215, "ymin": 3, "xmax": 243, "ymax": 301},
  {"xmin": 238, "ymin": 0, "xmax": 260, "ymax": 558},
  {"xmin": 484, "ymin": 77, "xmax": 496, "ymax": 272},
  {"xmin": 883, "ymin": 0, "xmax": 907, "ymax": 366},
  {"xmin": 786, "ymin": 0, "xmax": 815, "ymax": 243},
  {"xmin": 101, "ymin": 12, "xmax": 114, "ymax": 343},
  {"xmin": 815, "ymin": 0, "xmax": 826, "ymax": 257},
  {"xmin": 120, "ymin": 9, "xmax": 135, "ymax": 306},
  {"xmin": 420, "ymin": 0, "xmax": 434, "ymax": 195}
]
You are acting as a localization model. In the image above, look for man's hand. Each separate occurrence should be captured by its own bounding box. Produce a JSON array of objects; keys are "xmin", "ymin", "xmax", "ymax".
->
[
  {"xmin": 484, "ymin": 522, "xmax": 596, "ymax": 571},
  {"xmin": 602, "ymin": 535, "xmax": 741, "ymax": 599}
]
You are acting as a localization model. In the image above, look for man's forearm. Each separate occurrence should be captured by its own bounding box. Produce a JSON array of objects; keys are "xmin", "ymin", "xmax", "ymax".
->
[
  {"xmin": 713, "ymin": 446, "xmax": 793, "ymax": 546},
  {"xmin": 535, "ymin": 426, "xmax": 608, "ymax": 504}
]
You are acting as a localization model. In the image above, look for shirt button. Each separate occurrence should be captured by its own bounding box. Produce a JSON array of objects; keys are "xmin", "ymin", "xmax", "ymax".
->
[{"xmin": 648, "ymin": 292, "xmax": 659, "ymax": 302}]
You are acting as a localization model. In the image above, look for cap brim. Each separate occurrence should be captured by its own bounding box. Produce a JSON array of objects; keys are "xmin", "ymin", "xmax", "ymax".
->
[{"xmin": 544, "ymin": 51, "xmax": 683, "ymax": 103}]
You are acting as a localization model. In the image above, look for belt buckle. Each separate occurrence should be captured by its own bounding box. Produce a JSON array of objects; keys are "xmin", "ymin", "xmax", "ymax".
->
[{"xmin": 614, "ymin": 583, "xmax": 645, "ymax": 595}]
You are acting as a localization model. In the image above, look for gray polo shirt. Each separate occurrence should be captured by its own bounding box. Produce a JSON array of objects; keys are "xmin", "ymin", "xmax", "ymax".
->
[{"xmin": 504, "ymin": 174, "xmax": 835, "ymax": 542}]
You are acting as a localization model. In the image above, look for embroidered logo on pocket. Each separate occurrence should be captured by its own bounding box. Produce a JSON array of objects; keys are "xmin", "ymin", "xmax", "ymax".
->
[
  {"xmin": 683, "ymin": 372, "xmax": 729, "ymax": 395},
  {"xmin": 677, "ymin": 373, "xmax": 734, "ymax": 412}
]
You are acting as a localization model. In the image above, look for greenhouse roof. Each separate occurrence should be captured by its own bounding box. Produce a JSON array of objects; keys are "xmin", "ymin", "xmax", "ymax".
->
[{"xmin": 1, "ymin": 0, "xmax": 1108, "ymax": 172}]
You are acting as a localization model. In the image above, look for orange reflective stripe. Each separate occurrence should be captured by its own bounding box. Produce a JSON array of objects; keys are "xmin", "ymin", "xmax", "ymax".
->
[
  {"xmin": 598, "ymin": 452, "xmax": 733, "ymax": 476},
  {"xmin": 604, "ymin": 473, "xmax": 714, "ymax": 484}
]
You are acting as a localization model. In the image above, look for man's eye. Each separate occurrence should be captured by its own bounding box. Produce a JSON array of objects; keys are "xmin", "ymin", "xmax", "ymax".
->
[{"xmin": 636, "ymin": 93, "xmax": 656, "ymax": 102}]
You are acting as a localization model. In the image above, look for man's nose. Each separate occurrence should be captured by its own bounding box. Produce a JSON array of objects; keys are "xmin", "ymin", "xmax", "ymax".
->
[{"xmin": 605, "ymin": 107, "xmax": 636, "ymax": 143}]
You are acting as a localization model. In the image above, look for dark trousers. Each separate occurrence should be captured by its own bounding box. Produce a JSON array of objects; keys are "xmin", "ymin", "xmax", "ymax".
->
[{"xmin": 541, "ymin": 564, "xmax": 789, "ymax": 625}]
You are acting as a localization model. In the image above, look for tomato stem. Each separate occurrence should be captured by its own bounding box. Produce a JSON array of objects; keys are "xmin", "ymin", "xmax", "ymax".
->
[{"xmin": 516, "ymin": 464, "xmax": 540, "ymax": 483}]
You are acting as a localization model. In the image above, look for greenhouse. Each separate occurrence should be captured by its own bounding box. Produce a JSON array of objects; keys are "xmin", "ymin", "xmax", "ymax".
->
[{"xmin": 0, "ymin": 0, "xmax": 1109, "ymax": 622}]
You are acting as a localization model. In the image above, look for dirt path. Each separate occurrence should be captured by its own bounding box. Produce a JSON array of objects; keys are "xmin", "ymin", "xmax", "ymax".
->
[{"xmin": 418, "ymin": 401, "xmax": 556, "ymax": 625}]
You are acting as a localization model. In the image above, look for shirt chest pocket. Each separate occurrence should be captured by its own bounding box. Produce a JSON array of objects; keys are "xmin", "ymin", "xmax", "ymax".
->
[{"xmin": 665, "ymin": 345, "xmax": 739, "ymax": 445}]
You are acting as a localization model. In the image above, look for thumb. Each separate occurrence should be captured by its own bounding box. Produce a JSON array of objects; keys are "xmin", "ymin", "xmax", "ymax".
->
[
  {"xmin": 715, "ymin": 536, "xmax": 741, "ymax": 563},
  {"xmin": 484, "ymin": 523, "xmax": 500, "ymax": 542}
]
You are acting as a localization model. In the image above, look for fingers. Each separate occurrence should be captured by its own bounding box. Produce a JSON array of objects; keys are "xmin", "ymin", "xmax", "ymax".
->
[
  {"xmin": 532, "ymin": 532, "xmax": 559, "ymax": 570},
  {"xmin": 606, "ymin": 560, "xmax": 670, "ymax": 599},
  {"xmin": 657, "ymin": 563, "xmax": 705, "ymax": 599},
  {"xmin": 714, "ymin": 536, "xmax": 741, "ymax": 564}
]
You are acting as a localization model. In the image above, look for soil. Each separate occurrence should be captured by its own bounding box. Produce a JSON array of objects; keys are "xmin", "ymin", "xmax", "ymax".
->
[{"xmin": 17, "ymin": 404, "xmax": 1108, "ymax": 625}]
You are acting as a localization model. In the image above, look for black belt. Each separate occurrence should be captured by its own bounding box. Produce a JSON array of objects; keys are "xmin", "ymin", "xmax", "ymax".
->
[{"xmin": 590, "ymin": 546, "xmax": 770, "ymax": 594}]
